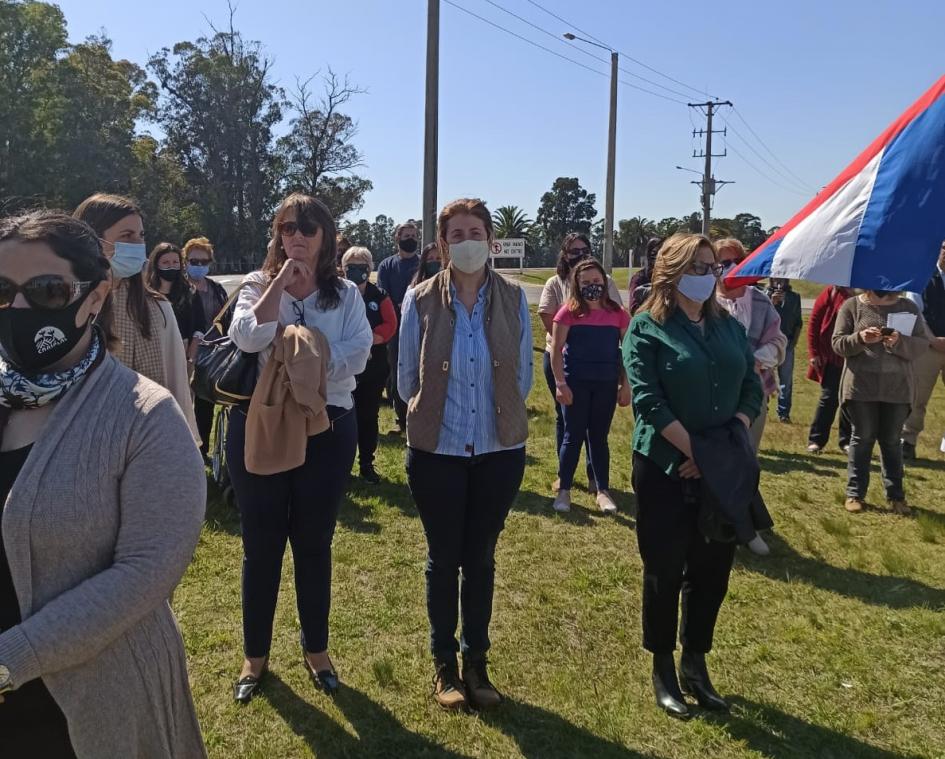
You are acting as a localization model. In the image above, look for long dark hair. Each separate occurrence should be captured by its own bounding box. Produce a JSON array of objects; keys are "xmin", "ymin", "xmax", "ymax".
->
[
  {"xmin": 0, "ymin": 209, "xmax": 117, "ymax": 348},
  {"xmin": 411, "ymin": 242, "xmax": 441, "ymax": 287},
  {"xmin": 74, "ymin": 193, "xmax": 163, "ymax": 340},
  {"xmin": 146, "ymin": 242, "xmax": 192, "ymax": 307},
  {"xmin": 262, "ymin": 193, "xmax": 342, "ymax": 310},
  {"xmin": 556, "ymin": 232, "xmax": 592, "ymax": 279},
  {"xmin": 566, "ymin": 258, "xmax": 620, "ymax": 317}
]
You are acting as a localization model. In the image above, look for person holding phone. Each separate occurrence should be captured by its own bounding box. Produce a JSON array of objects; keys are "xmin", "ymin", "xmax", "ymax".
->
[{"xmin": 832, "ymin": 290, "xmax": 930, "ymax": 514}]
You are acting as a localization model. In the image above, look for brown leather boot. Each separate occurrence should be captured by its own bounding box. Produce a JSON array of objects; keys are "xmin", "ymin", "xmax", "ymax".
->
[
  {"xmin": 889, "ymin": 499, "xmax": 912, "ymax": 516},
  {"xmin": 462, "ymin": 655, "xmax": 503, "ymax": 709},
  {"xmin": 432, "ymin": 659, "xmax": 466, "ymax": 710},
  {"xmin": 844, "ymin": 497, "xmax": 865, "ymax": 513}
]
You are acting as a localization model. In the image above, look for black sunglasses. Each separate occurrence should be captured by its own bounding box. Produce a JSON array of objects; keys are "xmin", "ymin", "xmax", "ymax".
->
[
  {"xmin": 688, "ymin": 261, "xmax": 724, "ymax": 277},
  {"xmin": 567, "ymin": 247, "xmax": 590, "ymax": 257},
  {"xmin": 278, "ymin": 219, "xmax": 320, "ymax": 238},
  {"xmin": 0, "ymin": 275, "xmax": 98, "ymax": 311}
]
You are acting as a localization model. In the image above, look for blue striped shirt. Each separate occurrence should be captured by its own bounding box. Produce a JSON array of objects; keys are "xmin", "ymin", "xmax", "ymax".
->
[{"xmin": 398, "ymin": 281, "xmax": 533, "ymax": 457}]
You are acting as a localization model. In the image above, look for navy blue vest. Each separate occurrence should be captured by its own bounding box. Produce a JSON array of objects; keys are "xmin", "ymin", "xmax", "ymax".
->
[{"xmin": 922, "ymin": 271, "xmax": 945, "ymax": 337}]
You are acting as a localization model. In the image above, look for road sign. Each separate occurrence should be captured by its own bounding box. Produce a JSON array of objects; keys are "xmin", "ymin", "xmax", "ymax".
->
[{"xmin": 490, "ymin": 238, "xmax": 525, "ymax": 272}]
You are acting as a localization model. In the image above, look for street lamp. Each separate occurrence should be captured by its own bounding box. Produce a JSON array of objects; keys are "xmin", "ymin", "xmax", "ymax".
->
[{"xmin": 564, "ymin": 32, "xmax": 618, "ymax": 274}]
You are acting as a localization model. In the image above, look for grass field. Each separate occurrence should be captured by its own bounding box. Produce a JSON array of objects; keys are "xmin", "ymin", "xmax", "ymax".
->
[
  {"xmin": 176, "ymin": 309, "xmax": 945, "ymax": 758},
  {"xmin": 505, "ymin": 269, "xmax": 826, "ymax": 302}
]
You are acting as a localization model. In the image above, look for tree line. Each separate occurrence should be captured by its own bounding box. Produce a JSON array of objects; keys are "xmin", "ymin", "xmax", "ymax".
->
[{"xmin": 1, "ymin": 0, "xmax": 777, "ymax": 272}]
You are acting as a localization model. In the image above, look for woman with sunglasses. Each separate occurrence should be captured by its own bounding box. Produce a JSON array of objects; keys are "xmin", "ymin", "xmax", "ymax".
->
[
  {"xmin": 0, "ymin": 210, "xmax": 206, "ymax": 757},
  {"xmin": 227, "ymin": 193, "xmax": 372, "ymax": 703},
  {"xmin": 624, "ymin": 234, "xmax": 762, "ymax": 719},
  {"xmin": 399, "ymin": 198, "xmax": 532, "ymax": 710},
  {"xmin": 182, "ymin": 237, "xmax": 228, "ymax": 462},
  {"xmin": 550, "ymin": 258, "xmax": 631, "ymax": 514},
  {"xmin": 714, "ymin": 238, "xmax": 787, "ymax": 452},
  {"xmin": 538, "ymin": 233, "xmax": 623, "ymax": 496},
  {"xmin": 73, "ymin": 194, "xmax": 198, "ymax": 441}
]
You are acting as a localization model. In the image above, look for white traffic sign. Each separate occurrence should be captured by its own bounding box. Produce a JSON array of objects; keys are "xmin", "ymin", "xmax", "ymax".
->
[{"xmin": 490, "ymin": 238, "xmax": 525, "ymax": 272}]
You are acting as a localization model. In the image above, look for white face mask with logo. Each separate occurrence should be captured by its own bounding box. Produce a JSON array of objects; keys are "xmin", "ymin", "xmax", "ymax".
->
[{"xmin": 449, "ymin": 240, "xmax": 491, "ymax": 274}]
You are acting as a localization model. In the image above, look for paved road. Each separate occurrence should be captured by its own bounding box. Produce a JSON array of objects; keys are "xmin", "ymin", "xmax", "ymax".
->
[{"xmin": 212, "ymin": 273, "xmax": 813, "ymax": 310}]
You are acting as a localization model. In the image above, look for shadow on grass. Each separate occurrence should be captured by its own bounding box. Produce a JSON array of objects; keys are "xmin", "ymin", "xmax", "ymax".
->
[
  {"xmin": 204, "ymin": 482, "xmax": 241, "ymax": 537},
  {"xmin": 737, "ymin": 532, "xmax": 945, "ymax": 610},
  {"xmin": 480, "ymin": 697, "xmax": 663, "ymax": 758},
  {"xmin": 263, "ymin": 673, "xmax": 474, "ymax": 758},
  {"xmin": 514, "ymin": 488, "xmax": 637, "ymax": 530},
  {"xmin": 707, "ymin": 696, "xmax": 926, "ymax": 759},
  {"xmin": 757, "ymin": 450, "xmax": 843, "ymax": 477}
]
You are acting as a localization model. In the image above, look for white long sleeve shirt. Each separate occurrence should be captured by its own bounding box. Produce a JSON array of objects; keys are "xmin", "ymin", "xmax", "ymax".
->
[{"xmin": 228, "ymin": 271, "xmax": 372, "ymax": 409}]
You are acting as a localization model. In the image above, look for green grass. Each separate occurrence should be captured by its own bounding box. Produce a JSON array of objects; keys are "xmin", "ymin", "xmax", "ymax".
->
[{"xmin": 177, "ymin": 308, "xmax": 945, "ymax": 758}]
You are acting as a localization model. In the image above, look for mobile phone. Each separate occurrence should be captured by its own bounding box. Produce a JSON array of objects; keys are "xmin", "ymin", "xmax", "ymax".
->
[{"xmin": 880, "ymin": 327, "xmax": 894, "ymax": 336}]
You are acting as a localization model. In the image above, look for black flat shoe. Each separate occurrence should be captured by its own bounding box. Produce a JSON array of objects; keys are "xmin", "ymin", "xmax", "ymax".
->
[
  {"xmin": 302, "ymin": 648, "xmax": 340, "ymax": 697},
  {"xmin": 652, "ymin": 653, "xmax": 689, "ymax": 719},
  {"xmin": 679, "ymin": 651, "xmax": 729, "ymax": 712},
  {"xmin": 233, "ymin": 671, "xmax": 266, "ymax": 704}
]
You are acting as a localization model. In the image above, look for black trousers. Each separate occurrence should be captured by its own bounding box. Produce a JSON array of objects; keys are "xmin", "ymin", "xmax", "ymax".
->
[
  {"xmin": 353, "ymin": 356, "xmax": 388, "ymax": 469},
  {"xmin": 386, "ymin": 336, "xmax": 407, "ymax": 427},
  {"xmin": 632, "ymin": 452, "xmax": 736, "ymax": 654},
  {"xmin": 226, "ymin": 405, "xmax": 357, "ymax": 657},
  {"xmin": 808, "ymin": 363, "xmax": 852, "ymax": 448},
  {"xmin": 194, "ymin": 396, "xmax": 216, "ymax": 459},
  {"xmin": 406, "ymin": 446, "xmax": 526, "ymax": 662}
]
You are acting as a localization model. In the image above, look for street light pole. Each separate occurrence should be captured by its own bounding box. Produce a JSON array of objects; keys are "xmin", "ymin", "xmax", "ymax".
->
[
  {"xmin": 422, "ymin": 0, "xmax": 439, "ymax": 247},
  {"xmin": 564, "ymin": 32, "xmax": 618, "ymax": 274}
]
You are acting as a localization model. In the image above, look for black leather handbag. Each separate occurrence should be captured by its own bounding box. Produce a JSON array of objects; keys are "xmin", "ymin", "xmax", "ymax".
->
[{"xmin": 191, "ymin": 284, "xmax": 258, "ymax": 406}]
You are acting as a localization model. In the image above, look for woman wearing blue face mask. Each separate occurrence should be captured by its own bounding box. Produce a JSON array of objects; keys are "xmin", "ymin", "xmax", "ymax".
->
[
  {"xmin": 343, "ymin": 246, "xmax": 397, "ymax": 483},
  {"xmin": 398, "ymin": 198, "xmax": 533, "ymax": 710},
  {"xmin": 74, "ymin": 194, "xmax": 199, "ymax": 442},
  {"xmin": 182, "ymin": 237, "xmax": 228, "ymax": 462},
  {"xmin": 624, "ymin": 234, "xmax": 762, "ymax": 719}
]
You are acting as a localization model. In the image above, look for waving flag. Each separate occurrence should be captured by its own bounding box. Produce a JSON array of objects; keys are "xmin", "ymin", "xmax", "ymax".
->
[{"xmin": 727, "ymin": 75, "xmax": 945, "ymax": 291}]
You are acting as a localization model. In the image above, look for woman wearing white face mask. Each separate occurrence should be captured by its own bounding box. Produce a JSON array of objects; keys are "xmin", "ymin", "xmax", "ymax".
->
[
  {"xmin": 74, "ymin": 194, "xmax": 198, "ymax": 442},
  {"xmin": 398, "ymin": 198, "xmax": 533, "ymax": 711}
]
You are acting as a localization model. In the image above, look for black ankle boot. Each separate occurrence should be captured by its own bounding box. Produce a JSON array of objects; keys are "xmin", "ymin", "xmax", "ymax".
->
[
  {"xmin": 652, "ymin": 653, "xmax": 689, "ymax": 718},
  {"xmin": 679, "ymin": 650, "xmax": 729, "ymax": 711}
]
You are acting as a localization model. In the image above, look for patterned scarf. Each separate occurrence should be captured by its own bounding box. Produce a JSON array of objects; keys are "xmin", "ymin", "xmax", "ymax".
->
[{"xmin": 0, "ymin": 328, "xmax": 104, "ymax": 410}]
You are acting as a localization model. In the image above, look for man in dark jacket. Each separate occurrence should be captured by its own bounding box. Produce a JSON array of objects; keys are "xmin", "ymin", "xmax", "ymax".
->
[
  {"xmin": 766, "ymin": 278, "xmax": 802, "ymax": 423},
  {"xmin": 902, "ymin": 241, "xmax": 945, "ymax": 460}
]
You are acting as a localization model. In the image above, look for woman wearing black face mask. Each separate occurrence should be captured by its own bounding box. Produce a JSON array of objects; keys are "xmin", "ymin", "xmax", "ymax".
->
[
  {"xmin": 538, "ymin": 232, "xmax": 623, "ymax": 495},
  {"xmin": 343, "ymin": 246, "xmax": 397, "ymax": 483},
  {"xmin": 411, "ymin": 243, "xmax": 443, "ymax": 288},
  {"xmin": 0, "ymin": 210, "xmax": 206, "ymax": 757},
  {"xmin": 145, "ymin": 243, "xmax": 199, "ymax": 361}
]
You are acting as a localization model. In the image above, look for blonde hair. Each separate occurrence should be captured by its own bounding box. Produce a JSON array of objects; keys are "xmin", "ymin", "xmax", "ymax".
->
[
  {"xmin": 640, "ymin": 233, "xmax": 724, "ymax": 324},
  {"xmin": 342, "ymin": 246, "xmax": 373, "ymax": 270},
  {"xmin": 714, "ymin": 237, "xmax": 746, "ymax": 260},
  {"xmin": 182, "ymin": 236, "xmax": 214, "ymax": 261}
]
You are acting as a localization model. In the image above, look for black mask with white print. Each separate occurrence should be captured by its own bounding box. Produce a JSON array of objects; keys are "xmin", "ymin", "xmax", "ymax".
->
[
  {"xmin": 0, "ymin": 290, "xmax": 95, "ymax": 375},
  {"xmin": 580, "ymin": 283, "xmax": 605, "ymax": 301}
]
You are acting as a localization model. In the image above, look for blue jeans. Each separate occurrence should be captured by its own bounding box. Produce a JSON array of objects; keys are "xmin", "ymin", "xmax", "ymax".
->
[
  {"xmin": 776, "ymin": 343, "xmax": 796, "ymax": 419},
  {"xmin": 543, "ymin": 352, "xmax": 596, "ymax": 485},
  {"xmin": 845, "ymin": 400, "xmax": 910, "ymax": 501},
  {"xmin": 558, "ymin": 379, "xmax": 617, "ymax": 491}
]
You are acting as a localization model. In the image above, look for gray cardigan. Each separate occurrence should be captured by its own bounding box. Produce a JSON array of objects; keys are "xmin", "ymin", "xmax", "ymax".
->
[{"xmin": 0, "ymin": 355, "xmax": 207, "ymax": 758}]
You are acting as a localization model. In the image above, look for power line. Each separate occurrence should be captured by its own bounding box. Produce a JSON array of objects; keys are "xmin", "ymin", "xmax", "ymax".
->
[
  {"xmin": 731, "ymin": 107, "xmax": 815, "ymax": 191},
  {"xmin": 522, "ymin": 0, "xmax": 718, "ymax": 99},
  {"xmin": 479, "ymin": 0, "xmax": 693, "ymax": 100},
  {"xmin": 720, "ymin": 115, "xmax": 813, "ymax": 193},
  {"xmin": 724, "ymin": 138, "xmax": 810, "ymax": 196},
  {"xmin": 442, "ymin": 0, "xmax": 687, "ymax": 104}
]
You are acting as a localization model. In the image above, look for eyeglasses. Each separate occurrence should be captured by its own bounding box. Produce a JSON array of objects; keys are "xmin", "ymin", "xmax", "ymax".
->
[
  {"xmin": 719, "ymin": 259, "xmax": 741, "ymax": 272},
  {"xmin": 278, "ymin": 220, "xmax": 320, "ymax": 238},
  {"xmin": 188, "ymin": 258, "xmax": 211, "ymax": 266},
  {"xmin": 568, "ymin": 247, "xmax": 590, "ymax": 257},
  {"xmin": 688, "ymin": 262, "xmax": 724, "ymax": 277},
  {"xmin": 0, "ymin": 275, "xmax": 98, "ymax": 310}
]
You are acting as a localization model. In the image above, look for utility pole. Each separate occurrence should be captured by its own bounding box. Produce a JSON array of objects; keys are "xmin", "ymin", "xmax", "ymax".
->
[
  {"xmin": 689, "ymin": 100, "xmax": 732, "ymax": 236},
  {"xmin": 422, "ymin": 0, "xmax": 439, "ymax": 247},
  {"xmin": 565, "ymin": 33, "xmax": 618, "ymax": 274}
]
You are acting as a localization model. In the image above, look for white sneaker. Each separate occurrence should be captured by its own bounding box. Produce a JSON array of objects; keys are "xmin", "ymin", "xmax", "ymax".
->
[
  {"xmin": 596, "ymin": 490, "xmax": 618, "ymax": 514},
  {"xmin": 552, "ymin": 489, "xmax": 572, "ymax": 513},
  {"xmin": 747, "ymin": 534, "xmax": 770, "ymax": 556}
]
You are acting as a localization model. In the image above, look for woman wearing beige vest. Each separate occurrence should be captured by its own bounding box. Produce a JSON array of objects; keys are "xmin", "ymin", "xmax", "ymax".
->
[
  {"xmin": 73, "ymin": 194, "xmax": 198, "ymax": 441},
  {"xmin": 398, "ymin": 198, "xmax": 533, "ymax": 711}
]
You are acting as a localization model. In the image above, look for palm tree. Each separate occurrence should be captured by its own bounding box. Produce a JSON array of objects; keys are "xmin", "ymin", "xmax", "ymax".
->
[{"xmin": 492, "ymin": 205, "xmax": 532, "ymax": 239}]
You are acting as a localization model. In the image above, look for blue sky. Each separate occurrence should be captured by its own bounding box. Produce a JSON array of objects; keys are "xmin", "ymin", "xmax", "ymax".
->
[{"xmin": 56, "ymin": 0, "xmax": 944, "ymax": 230}]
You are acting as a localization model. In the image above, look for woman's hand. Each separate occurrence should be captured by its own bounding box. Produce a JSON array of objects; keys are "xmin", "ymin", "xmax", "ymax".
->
[
  {"xmin": 859, "ymin": 326, "xmax": 884, "ymax": 344},
  {"xmin": 555, "ymin": 383, "xmax": 573, "ymax": 406},
  {"xmin": 736, "ymin": 412, "xmax": 751, "ymax": 429},
  {"xmin": 274, "ymin": 258, "xmax": 311, "ymax": 288},
  {"xmin": 882, "ymin": 330, "xmax": 900, "ymax": 348},
  {"xmin": 809, "ymin": 355, "xmax": 823, "ymax": 370},
  {"xmin": 617, "ymin": 383, "xmax": 632, "ymax": 408},
  {"xmin": 678, "ymin": 458, "xmax": 701, "ymax": 479}
]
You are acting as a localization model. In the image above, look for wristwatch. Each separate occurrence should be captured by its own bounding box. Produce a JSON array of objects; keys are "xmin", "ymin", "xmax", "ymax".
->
[{"xmin": 0, "ymin": 664, "xmax": 13, "ymax": 695}]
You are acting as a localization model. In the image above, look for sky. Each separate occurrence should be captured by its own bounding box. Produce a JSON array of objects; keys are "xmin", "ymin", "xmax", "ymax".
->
[{"xmin": 56, "ymin": 0, "xmax": 945, "ymax": 231}]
